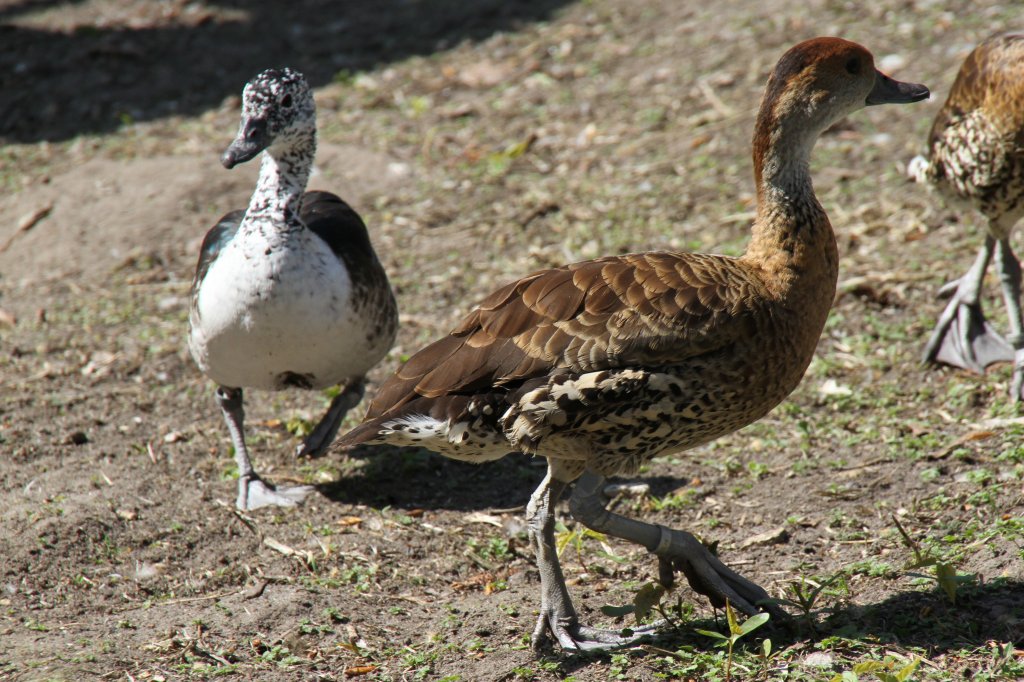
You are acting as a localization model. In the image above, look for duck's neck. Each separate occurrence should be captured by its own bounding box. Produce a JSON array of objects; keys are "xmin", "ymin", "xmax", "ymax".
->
[
  {"xmin": 743, "ymin": 116, "xmax": 837, "ymax": 291},
  {"xmin": 246, "ymin": 130, "xmax": 316, "ymax": 224}
]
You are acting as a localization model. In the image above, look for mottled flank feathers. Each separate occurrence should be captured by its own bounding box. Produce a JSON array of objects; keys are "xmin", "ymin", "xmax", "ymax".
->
[{"xmin": 916, "ymin": 32, "xmax": 1024, "ymax": 236}]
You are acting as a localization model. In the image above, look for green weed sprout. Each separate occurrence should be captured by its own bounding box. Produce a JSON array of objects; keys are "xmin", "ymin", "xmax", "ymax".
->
[
  {"xmin": 892, "ymin": 514, "xmax": 973, "ymax": 603},
  {"xmin": 695, "ymin": 601, "xmax": 770, "ymax": 682}
]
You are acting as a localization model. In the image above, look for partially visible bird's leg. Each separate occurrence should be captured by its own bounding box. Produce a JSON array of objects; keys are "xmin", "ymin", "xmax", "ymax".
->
[
  {"xmin": 297, "ymin": 379, "xmax": 366, "ymax": 458},
  {"xmin": 527, "ymin": 464, "xmax": 656, "ymax": 652},
  {"xmin": 216, "ymin": 387, "xmax": 313, "ymax": 510},
  {"xmin": 995, "ymin": 236, "xmax": 1024, "ymax": 400},
  {"xmin": 924, "ymin": 234, "xmax": 1014, "ymax": 372},
  {"xmin": 526, "ymin": 467, "xmax": 574, "ymax": 648},
  {"xmin": 569, "ymin": 470, "xmax": 779, "ymax": 619}
]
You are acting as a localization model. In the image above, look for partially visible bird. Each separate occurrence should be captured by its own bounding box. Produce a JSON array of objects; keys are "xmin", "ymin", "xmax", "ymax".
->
[
  {"xmin": 189, "ymin": 68, "xmax": 397, "ymax": 510},
  {"xmin": 335, "ymin": 38, "xmax": 928, "ymax": 650},
  {"xmin": 910, "ymin": 32, "xmax": 1024, "ymax": 398}
]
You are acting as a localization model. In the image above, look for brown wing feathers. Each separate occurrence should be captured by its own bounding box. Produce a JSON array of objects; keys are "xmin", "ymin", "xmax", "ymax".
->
[{"xmin": 349, "ymin": 252, "xmax": 761, "ymax": 439}]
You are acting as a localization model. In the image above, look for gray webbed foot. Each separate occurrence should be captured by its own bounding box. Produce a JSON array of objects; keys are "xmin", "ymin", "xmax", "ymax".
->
[
  {"xmin": 924, "ymin": 236, "xmax": 1015, "ymax": 373},
  {"xmin": 923, "ymin": 293, "xmax": 1013, "ymax": 373},
  {"xmin": 237, "ymin": 473, "xmax": 314, "ymax": 511}
]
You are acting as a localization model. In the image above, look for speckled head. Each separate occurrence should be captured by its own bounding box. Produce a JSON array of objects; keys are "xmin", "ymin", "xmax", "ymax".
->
[{"xmin": 222, "ymin": 68, "xmax": 316, "ymax": 169}]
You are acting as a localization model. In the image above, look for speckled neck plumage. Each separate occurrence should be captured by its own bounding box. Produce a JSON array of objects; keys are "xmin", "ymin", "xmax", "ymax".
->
[{"xmin": 246, "ymin": 131, "xmax": 316, "ymax": 225}]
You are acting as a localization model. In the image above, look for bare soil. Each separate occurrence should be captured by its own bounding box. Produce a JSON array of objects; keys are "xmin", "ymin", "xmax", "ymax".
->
[{"xmin": 1, "ymin": 1, "xmax": 1022, "ymax": 680}]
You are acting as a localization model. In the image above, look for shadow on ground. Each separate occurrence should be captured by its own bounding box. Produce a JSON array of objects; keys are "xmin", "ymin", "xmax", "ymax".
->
[
  {"xmin": 549, "ymin": 578, "xmax": 1024, "ymax": 675},
  {"xmin": 319, "ymin": 445, "xmax": 548, "ymax": 510},
  {"xmin": 827, "ymin": 579, "xmax": 1024, "ymax": 649},
  {"xmin": 319, "ymin": 444, "xmax": 699, "ymax": 511},
  {"xmin": 1, "ymin": 0, "xmax": 575, "ymax": 142}
]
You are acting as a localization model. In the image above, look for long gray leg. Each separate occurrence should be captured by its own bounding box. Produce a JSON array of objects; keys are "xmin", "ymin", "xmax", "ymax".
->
[
  {"xmin": 527, "ymin": 464, "xmax": 658, "ymax": 651},
  {"xmin": 216, "ymin": 387, "xmax": 313, "ymax": 510},
  {"xmin": 296, "ymin": 380, "xmax": 366, "ymax": 458},
  {"xmin": 569, "ymin": 470, "xmax": 778, "ymax": 618},
  {"xmin": 527, "ymin": 468, "xmax": 574, "ymax": 647},
  {"xmin": 924, "ymin": 235, "xmax": 1013, "ymax": 372},
  {"xmin": 996, "ymin": 237, "xmax": 1024, "ymax": 400}
]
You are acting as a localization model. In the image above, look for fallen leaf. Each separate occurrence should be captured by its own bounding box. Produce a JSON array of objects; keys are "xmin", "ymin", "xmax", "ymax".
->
[
  {"xmin": 0, "ymin": 203, "xmax": 53, "ymax": 253},
  {"xmin": 464, "ymin": 512, "xmax": 504, "ymax": 527},
  {"xmin": 457, "ymin": 60, "xmax": 511, "ymax": 88},
  {"xmin": 344, "ymin": 665, "xmax": 378, "ymax": 677},
  {"xmin": 739, "ymin": 526, "xmax": 789, "ymax": 549}
]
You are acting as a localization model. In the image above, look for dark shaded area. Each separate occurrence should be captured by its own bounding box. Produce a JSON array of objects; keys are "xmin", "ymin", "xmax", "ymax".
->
[
  {"xmin": 0, "ymin": 0, "xmax": 574, "ymax": 142},
  {"xmin": 322, "ymin": 444, "xmax": 697, "ymax": 511},
  {"xmin": 320, "ymin": 445, "xmax": 549, "ymax": 510},
  {"xmin": 828, "ymin": 579, "xmax": 1024, "ymax": 647}
]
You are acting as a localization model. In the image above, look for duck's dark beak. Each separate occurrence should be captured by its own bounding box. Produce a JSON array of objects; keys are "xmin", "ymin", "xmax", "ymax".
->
[
  {"xmin": 221, "ymin": 118, "xmax": 268, "ymax": 168},
  {"xmin": 866, "ymin": 71, "xmax": 930, "ymax": 106}
]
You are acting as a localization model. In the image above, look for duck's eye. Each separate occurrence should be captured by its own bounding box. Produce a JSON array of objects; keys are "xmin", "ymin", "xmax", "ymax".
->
[
  {"xmin": 845, "ymin": 57, "xmax": 861, "ymax": 75},
  {"xmin": 281, "ymin": 94, "xmax": 293, "ymax": 108}
]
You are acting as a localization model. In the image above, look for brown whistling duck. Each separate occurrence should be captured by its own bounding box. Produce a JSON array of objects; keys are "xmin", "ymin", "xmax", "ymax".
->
[
  {"xmin": 911, "ymin": 33, "xmax": 1024, "ymax": 399},
  {"xmin": 335, "ymin": 38, "xmax": 928, "ymax": 650},
  {"xmin": 189, "ymin": 69, "xmax": 398, "ymax": 510}
]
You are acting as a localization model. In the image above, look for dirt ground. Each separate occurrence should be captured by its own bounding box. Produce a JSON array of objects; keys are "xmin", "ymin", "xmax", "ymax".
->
[{"xmin": 1, "ymin": 0, "xmax": 1022, "ymax": 680}]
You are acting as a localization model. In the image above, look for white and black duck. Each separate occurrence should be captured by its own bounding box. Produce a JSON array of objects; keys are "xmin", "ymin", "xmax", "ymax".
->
[{"xmin": 189, "ymin": 68, "xmax": 397, "ymax": 510}]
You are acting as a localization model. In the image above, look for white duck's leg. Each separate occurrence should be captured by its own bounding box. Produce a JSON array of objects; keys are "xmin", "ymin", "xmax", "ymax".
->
[
  {"xmin": 995, "ymin": 236, "xmax": 1024, "ymax": 400},
  {"xmin": 570, "ymin": 471, "xmax": 780, "ymax": 619},
  {"xmin": 296, "ymin": 379, "xmax": 366, "ymax": 458},
  {"xmin": 924, "ymin": 234, "xmax": 1014, "ymax": 372},
  {"xmin": 528, "ymin": 465, "xmax": 661, "ymax": 652},
  {"xmin": 216, "ymin": 387, "xmax": 314, "ymax": 510}
]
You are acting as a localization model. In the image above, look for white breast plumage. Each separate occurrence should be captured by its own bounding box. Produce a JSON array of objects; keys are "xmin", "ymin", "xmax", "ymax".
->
[{"xmin": 190, "ymin": 222, "xmax": 377, "ymax": 390}]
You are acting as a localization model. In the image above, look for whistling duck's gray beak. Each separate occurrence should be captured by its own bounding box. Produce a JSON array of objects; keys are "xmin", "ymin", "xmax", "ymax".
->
[{"xmin": 866, "ymin": 70, "xmax": 930, "ymax": 106}]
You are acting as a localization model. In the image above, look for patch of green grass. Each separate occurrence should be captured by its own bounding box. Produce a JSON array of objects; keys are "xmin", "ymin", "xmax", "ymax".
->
[
  {"xmin": 648, "ymin": 487, "xmax": 699, "ymax": 511},
  {"xmin": 847, "ymin": 558, "xmax": 898, "ymax": 579}
]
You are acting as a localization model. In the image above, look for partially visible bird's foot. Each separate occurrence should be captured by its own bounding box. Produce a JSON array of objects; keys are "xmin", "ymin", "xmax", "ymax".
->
[
  {"xmin": 531, "ymin": 611, "xmax": 659, "ymax": 652},
  {"xmin": 296, "ymin": 382, "xmax": 367, "ymax": 458},
  {"xmin": 237, "ymin": 474, "xmax": 314, "ymax": 510},
  {"xmin": 296, "ymin": 426, "xmax": 338, "ymax": 459},
  {"xmin": 923, "ymin": 297, "xmax": 1013, "ymax": 373},
  {"xmin": 1011, "ymin": 343, "xmax": 1024, "ymax": 402},
  {"xmin": 935, "ymin": 278, "xmax": 962, "ymax": 299},
  {"xmin": 652, "ymin": 527, "xmax": 783, "ymax": 620}
]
